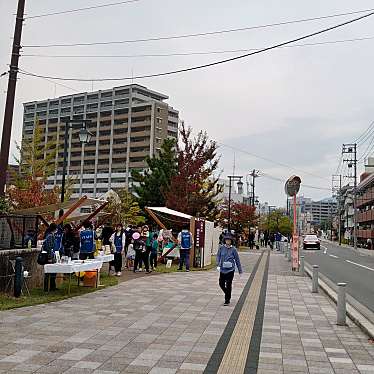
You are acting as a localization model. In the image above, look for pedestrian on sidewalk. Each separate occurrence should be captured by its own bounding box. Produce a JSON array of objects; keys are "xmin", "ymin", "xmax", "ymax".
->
[
  {"xmin": 110, "ymin": 224, "xmax": 126, "ymax": 276},
  {"xmin": 269, "ymin": 232, "xmax": 275, "ymax": 250},
  {"xmin": 177, "ymin": 226, "xmax": 193, "ymax": 272},
  {"xmin": 150, "ymin": 233, "xmax": 158, "ymax": 270},
  {"xmin": 264, "ymin": 231, "xmax": 269, "ymax": 248},
  {"xmin": 216, "ymin": 232, "xmax": 243, "ymax": 306},
  {"xmin": 260, "ymin": 232, "xmax": 265, "ymax": 247}
]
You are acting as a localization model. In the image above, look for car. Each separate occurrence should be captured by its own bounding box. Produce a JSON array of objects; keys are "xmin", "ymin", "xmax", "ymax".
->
[{"xmin": 303, "ymin": 234, "xmax": 321, "ymax": 250}]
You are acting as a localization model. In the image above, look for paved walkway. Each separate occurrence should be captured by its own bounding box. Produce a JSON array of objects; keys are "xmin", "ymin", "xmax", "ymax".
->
[{"xmin": 0, "ymin": 251, "xmax": 373, "ymax": 374}]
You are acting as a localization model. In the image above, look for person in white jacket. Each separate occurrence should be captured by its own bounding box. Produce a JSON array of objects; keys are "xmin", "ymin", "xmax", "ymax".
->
[{"xmin": 109, "ymin": 224, "xmax": 126, "ymax": 276}]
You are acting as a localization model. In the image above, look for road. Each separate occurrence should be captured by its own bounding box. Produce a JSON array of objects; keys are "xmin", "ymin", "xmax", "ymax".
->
[{"xmin": 302, "ymin": 240, "xmax": 374, "ymax": 315}]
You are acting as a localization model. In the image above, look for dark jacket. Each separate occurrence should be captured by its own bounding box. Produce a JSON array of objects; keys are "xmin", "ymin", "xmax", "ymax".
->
[{"xmin": 62, "ymin": 231, "xmax": 79, "ymax": 257}]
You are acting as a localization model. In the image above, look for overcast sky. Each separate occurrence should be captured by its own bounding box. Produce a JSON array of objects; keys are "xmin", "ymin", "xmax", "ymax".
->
[{"xmin": 1, "ymin": 0, "xmax": 374, "ymax": 206}]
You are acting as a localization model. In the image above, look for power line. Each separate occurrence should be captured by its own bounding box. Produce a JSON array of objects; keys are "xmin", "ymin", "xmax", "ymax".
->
[
  {"xmin": 25, "ymin": 0, "xmax": 141, "ymax": 19},
  {"xmin": 20, "ymin": 35, "xmax": 374, "ymax": 59},
  {"xmin": 355, "ymin": 119, "xmax": 374, "ymax": 144},
  {"xmin": 20, "ymin": 73, "xmax": 82, "ymax": 93},
  {"xmin": 22, "ymin": 8, "xmax": 374, "ymax": 48},
  {"xmin": 17, "ymin": 11, "xmax": 374, "ymax": 82},
  {"xmin": 260, "ymin": 172, "xmax": 331, "ymax": 191},
  {"xmin": 218, "ymin": 142, "xmax": 329, "ymax": 182}
]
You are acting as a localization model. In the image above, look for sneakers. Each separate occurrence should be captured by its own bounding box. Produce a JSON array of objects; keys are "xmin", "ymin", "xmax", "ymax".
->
[
  {"xmin": 177, "ymin": 268, "xmax": 182, "ymax": 271},
  {"xmin": 146, "ymin": 270, "xmax": 152, "ymax": 274},
  {"xmin": 116, "ymin": 272, "xmax": 122, "ymax": 276},
  {"xmin": 224, "ymin": 301, "xmax": 230, "ymax": 306},
  {"xmin": 186, "ymin": 269, "xmax": 190, "ymax": 272}
]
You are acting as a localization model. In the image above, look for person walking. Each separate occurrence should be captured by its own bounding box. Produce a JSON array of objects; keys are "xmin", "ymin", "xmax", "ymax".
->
[
  {"xmin": 110, "ymin": 223, "xmax": 126, "ymax": 276},
  {"xmin": 216, "ymin": 233, "xmax": 243, "ymax": 306},
  {"xmin": 269, "ymin": 232, "xmax": 275, "ymax": 250},
  {"xmin": 79, "ymin": 222, "xmax": 96, "ymax": 260},
  {"xmin": 43, "ymin": 223, "xmax": 58, "ymax": 292},
  {"xmin": 260, "ymin": 232, "xmax": 265, "ymax": 247},
  {"xmin": 177, "ymin": 226, "xmax": 193, "ymax": 272},
  {"xmin": 133, "ymin": 231, "xmax": 151, "ymax": 273},
  {"xmin": 275, "ymin": 232, "xmax": 281, "ymax": 251}
]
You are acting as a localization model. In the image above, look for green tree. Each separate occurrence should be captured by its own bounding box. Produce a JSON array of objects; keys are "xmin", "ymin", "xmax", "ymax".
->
[
  {"xmin": 105, "ymin": 189, "xmax": 145, "ymax": 226},
  {"xmin": 165, "ymin": 123, "xmax": 222, "ymax": 220},
  {"xmin": 262, "ymin": 210, "xmax": 293, "ymax": 236},
  {"xmin": 0, "ymin": 196, "xmax": 10, "ymax": 214},
  {"xmin": 132, "ymin": 138, "xmax": 177, "ymax": 208}
]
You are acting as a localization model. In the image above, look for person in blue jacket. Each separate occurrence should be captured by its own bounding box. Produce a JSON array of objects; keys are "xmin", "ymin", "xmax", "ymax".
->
[
  {"xmin": 79, "ymin": 221, "xmax": 96, "ymax": 260},
  {"xmin": 216, "ymin": 232, "xmax": 243, "ymax": 306}
]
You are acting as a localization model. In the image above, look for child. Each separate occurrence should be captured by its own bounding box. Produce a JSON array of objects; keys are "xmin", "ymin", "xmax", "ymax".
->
[
  {"xmin": 126, "ymin": 240, "xmax": 135, "ymax": 271},
  {"xmin": 150, "ymin": 233, "xmax": 158, "ymax": 270}
]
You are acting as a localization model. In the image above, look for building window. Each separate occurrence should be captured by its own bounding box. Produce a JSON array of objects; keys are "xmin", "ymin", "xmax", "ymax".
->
[
  {"xmin": 87, "ymin": 94, "xmax": 98, "ymax": 101},
  {"xmin": 114, "ymin": 89, "xmax": 129, "ymax": 96},
  {"xmin": 101, "ymin": 92, "xmax": 113, "ymax": 98}
]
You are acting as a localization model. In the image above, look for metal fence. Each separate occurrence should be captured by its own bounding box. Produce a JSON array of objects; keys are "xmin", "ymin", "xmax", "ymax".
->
[{"xmin": 0, "ymin": 214, "xmax": 39, "ymax": 250}]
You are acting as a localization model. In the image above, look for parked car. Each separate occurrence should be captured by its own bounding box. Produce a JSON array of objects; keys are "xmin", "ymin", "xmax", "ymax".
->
[{"xmin": 303, "ymin": 234, "xmax": 321, "ymax": 250}]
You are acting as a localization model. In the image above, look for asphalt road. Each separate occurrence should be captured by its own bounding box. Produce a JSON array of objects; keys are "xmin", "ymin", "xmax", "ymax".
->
[{"xmin": 302, "ymin": 240, "xmax": 374, "ymax": 314}]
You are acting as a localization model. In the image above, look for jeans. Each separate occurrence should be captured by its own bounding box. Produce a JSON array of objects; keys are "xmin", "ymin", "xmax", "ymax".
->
[
  {"xmin": 44, "ymin": 273, "xmax": 56, "ymax": 291},
  {"xmin": 150, "ymin": 252, "xmax": 157, "ymax": 268},
  {"xmin": 179, "ymin": 248, "xmax": 190, "ymax": 270},
  {"xmin": 219, "ymin": 271, "xmax": 235, "ymax": 302}
]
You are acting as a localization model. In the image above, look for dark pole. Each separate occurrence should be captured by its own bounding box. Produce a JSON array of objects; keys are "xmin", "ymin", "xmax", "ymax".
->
[
  {"xmin": 0, "ymin": 0, "xmax": 26, "ymax": 196},
  {"xmin": 60, "ymin": 124, "xmax": 70, "ymax": 203},
  {"xmin": 252, "ymin": 169, "xmax": 255, "ymax": 206},
  {"xmin": 339, "ymin": 175, "xmax": 342, "ymax": 245},
  {"xmin": 353, "ymin": 143, "xmax": 357, "ymax": 249},
  {"xmin": 228, "ymin": 177, "xmax": 232, "ymax": 232}
]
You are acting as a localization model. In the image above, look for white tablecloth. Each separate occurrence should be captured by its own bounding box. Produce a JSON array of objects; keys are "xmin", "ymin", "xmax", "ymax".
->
[
  {"xmin": 44, "ymin": 260, "xmax": 103, "ymax": 274},
  {"xmin": 94, "ymin": 254, "xmax": 114, "ymax": 263}
]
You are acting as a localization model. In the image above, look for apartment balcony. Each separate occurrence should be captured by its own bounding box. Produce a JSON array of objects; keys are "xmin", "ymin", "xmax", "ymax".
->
[
  {"xmin": 357, "ymin": 210, "xmax": 374, "ymax": 223},
  {"xmin": 357, "ymin": 229, "xmax": 374, "ymax": 239}
]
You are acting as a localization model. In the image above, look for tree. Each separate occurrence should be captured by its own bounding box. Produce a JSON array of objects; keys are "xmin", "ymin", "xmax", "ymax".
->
[
  {"xmin": 217, "ymin": 200, "xmax": 257, "ymax": 234},
  {"xmin": 165, "ymin": 123, "xmax": 222, "ymax": 220},
  {"xmin": 0, "ymin": 196, "xmax": 10, "ymax": 214},
  {"xmin": 132, "ymin": 138, "xmax": 177, "ymax": 208},
  {"xmin": 262, "ymin": 210, "xmax": 293, "ymax": 235},
  {"xmin": 105, "ymin": 189, "xmax": 145, "ymax": 226},
  {"xmin": 8, "ymin": 118, "xmax": 61, "ymax": 210}
]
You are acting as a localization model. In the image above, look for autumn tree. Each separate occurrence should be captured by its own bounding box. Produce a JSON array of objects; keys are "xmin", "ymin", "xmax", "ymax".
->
[
  {"xmin": 8, "ymin": 118, "xmax": 61, "ymax": 210},
  {"xmin": 218, "ymin": 201, "xmax": 257, "ymax": 234},
  {"xmin": 165, "ymin": 123, "xmax": 222, "ymax": 220},
  {"xmin": 105, "ymin": 189, "xmax": 145, "ymax": 226},
  {"xmin": 132, "ymin": 138, "xmax": 177, "ymax": 208}
]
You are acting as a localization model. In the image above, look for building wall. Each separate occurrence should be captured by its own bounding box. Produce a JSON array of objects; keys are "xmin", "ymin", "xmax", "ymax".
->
[{"xmin": 22, "ymin": 84, "xmax": 179, "ymax": 198}]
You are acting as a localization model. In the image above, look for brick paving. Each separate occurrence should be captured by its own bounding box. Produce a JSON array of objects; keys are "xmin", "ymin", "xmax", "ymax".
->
[
  {"xmin": 259, "ymin": 252, "xmax": 374, "ymax": 374},
  {"xmin": 0, "ymin": 250, "xmax": 373, "ymax": 373}
]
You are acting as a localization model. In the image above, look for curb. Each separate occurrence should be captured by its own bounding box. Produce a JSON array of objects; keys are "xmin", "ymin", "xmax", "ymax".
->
[{"xmin": 304, "ymin": 264, "xmax": 374, "ymax": 340}]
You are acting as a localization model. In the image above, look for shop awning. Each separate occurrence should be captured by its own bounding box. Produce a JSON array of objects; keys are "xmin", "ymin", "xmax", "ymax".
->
[{"xmin": 146, "ymin": 207, "xmax": 192, "ymax": 220}]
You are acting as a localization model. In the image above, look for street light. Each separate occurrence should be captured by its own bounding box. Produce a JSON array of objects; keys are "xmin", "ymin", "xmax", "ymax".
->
[
  {"xmin": 227, "ymin": 175, "xmax": 243, "ymax": 232},
  {"xmin": 61, "ymin": 120, "xmax": 92, "ymax": 203}
]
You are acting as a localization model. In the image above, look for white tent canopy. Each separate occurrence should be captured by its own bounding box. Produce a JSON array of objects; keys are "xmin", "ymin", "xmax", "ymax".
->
[{"xmin": 147, "ymin": 207, "xmax": 192, "ymax": 220}]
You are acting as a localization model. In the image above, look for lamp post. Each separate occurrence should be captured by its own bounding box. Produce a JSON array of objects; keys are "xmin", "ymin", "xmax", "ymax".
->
[
  {"xmin": 61, "ymin": 120, "xmax": 93, "ymax": 203},
  {"xmin": 227, "ymin": 175, "xmax": 243, "ymax": 232}
]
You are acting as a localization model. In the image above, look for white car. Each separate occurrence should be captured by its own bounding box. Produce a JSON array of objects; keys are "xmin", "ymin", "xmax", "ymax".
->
[{"xmin": 303, "ymin": 235, "xmax": 321, "ymax": 250}]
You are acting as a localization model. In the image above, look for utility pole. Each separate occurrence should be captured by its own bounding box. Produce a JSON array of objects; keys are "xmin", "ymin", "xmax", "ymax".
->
[
  {"xmin": 0, "ymin": 0, "xmax": 26, "ymax": 196},
  {"xmin": 332, "ymin": 174, "xmax": 342, "ymax": 245},
  {"xmin": 227, "ymin": 175, "xmax": 243, "ymax": 232},
  {"xmin": 342, "ymin": 144, "xmax": 357, "ymax": 249},
  {"xmin": 249, "ymin": 169, "xmax": 260, "ymax": 206}
]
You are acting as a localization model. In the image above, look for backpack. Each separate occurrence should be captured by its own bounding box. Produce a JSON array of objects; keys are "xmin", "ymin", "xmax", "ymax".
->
[{"xmin": 37, "ymin": 250, "xmax": 48, "ymax": 266}]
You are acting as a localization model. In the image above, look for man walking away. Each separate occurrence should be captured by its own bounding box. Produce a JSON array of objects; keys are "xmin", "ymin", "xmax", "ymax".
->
[
  {"xmin": 43, "ymin": 223, "xmax": 58, "ymax": 291},
  {"xmin": 178, "ymin": 226, "xmax": 193, "ymax": 272},
  {"xmin": 110, "ymin": 224, "xmax": 126, "ymax": 276},
  {"xmin": 79, "ymin": 222, "xmax": 96, "ymax": 260},
  {"xmin": 275, "ymin": 232, "xmax": 281, "ymax": 251},
  {"xmin": 216, "ymin": 233, "xmax": 243, "ymax": 305},
  {"xmin": 260, "ymin": 232, "xmax": 265, "ymax": 247}
]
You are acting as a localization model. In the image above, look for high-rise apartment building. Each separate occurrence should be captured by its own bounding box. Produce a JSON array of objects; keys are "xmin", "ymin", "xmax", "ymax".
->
[{"xmin": 22, "ymin": 84, "xmax": 179, "ymax": 198}]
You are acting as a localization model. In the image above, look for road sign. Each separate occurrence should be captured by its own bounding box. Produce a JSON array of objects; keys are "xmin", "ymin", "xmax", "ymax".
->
[{"xmin": 285, "ymin": 175, "xmax": 301, "ymax": 197}]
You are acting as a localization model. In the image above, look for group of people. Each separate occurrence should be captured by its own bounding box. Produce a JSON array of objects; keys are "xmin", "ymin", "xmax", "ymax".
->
[{"xmin": 41, "ymin": 221, "xmax": 195, "ymax": 291}]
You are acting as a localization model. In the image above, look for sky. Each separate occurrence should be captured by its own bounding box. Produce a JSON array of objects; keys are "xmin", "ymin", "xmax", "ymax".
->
[{"xmin": 1, "ymin": 0, "xmax": 374, "ymax": 206}]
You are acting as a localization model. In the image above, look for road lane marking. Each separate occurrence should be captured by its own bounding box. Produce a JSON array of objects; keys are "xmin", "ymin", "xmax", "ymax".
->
[
  {"xmin": 329, "ymin": 254, "xmax": 338, "ymax": 259},
  {"xmin": 345, "ymin": 260, "xmax": 374, "ymax": 272}
]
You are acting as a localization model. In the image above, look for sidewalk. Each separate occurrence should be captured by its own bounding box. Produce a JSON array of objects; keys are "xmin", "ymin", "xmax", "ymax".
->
[{"xmin": 0, "ymin": 251, "xmax": 372, "ymax": 373}]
